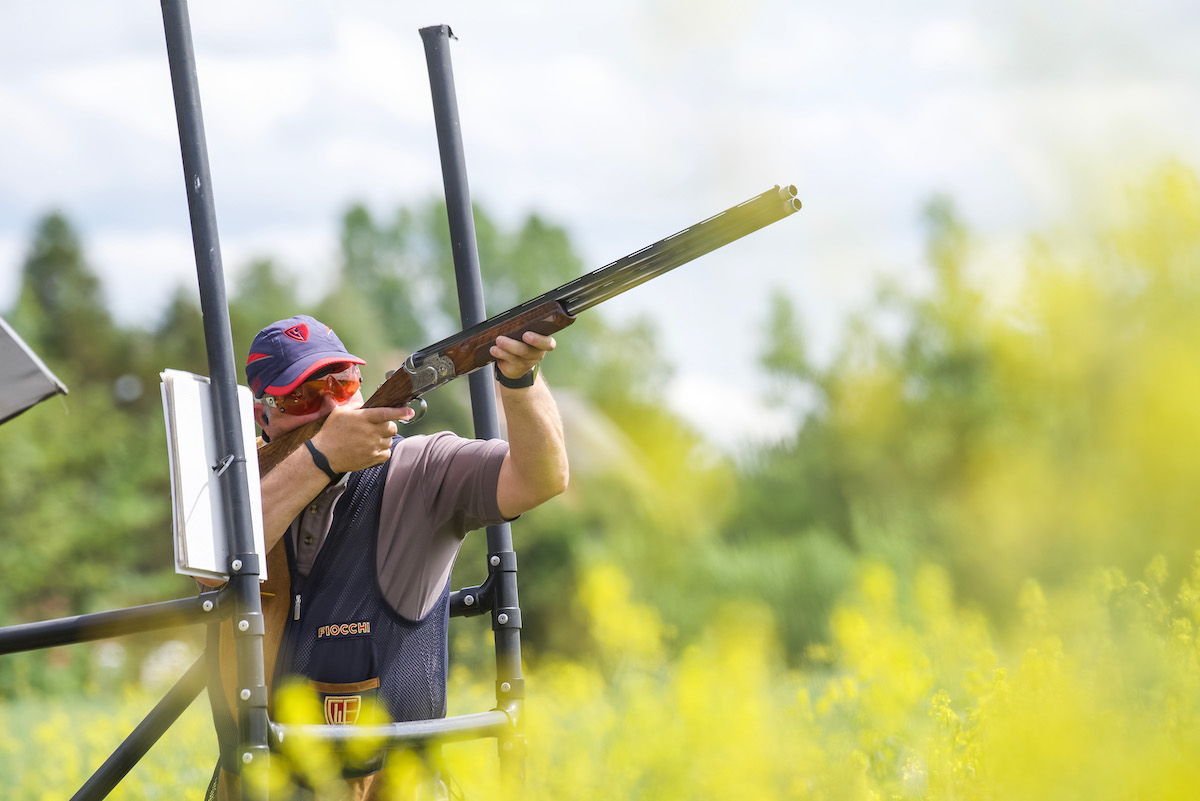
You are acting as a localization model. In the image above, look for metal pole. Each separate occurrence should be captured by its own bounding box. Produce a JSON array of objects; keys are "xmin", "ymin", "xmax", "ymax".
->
[
  {"xmin": 159, "ymin": 0, "xmax": 271, "ymax": 788},
  {"xmin": 0, "ymin": 594, "xmax": 220, "ymax": 655},
  {"xmin": 419, "ymin": 24, "xmax": 527, "ymax": 783},
  {"xmin": 70, "ymin": 656, "xmax": 208, "ymax": 801},
  {"xmin": 418, "ymin": 24, "xmax": 497, "ymax": 427}
]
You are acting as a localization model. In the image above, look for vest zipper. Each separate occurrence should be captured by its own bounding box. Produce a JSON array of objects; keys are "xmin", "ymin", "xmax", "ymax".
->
[{"xmin": 293, "ymin": 593, "xmax": 302, "ymax": 621}]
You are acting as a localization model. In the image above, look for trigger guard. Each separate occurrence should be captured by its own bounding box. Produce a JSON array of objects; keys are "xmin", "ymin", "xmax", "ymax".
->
[{"xmin": 399, "ymin": 397, "xmax": 427, "ymax": 425}]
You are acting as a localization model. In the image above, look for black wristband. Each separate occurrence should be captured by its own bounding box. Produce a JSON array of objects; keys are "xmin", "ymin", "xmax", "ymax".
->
[
  {"xmin": 304, "ymin": 439, "xmax": 339, "ymax": 482},
  {"xmin": 495, "ymin": 363, "xmax": 539, "ymax": 389}
]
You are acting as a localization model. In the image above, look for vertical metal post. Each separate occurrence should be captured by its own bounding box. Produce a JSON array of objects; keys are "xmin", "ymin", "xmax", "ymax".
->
[
  {"xmin": 420, "ymin": 24, "xmax": 527, "ymax": 783},
  {"xmin": 159, "ymin": 0, "xmax": 270, "ymax": 792}
]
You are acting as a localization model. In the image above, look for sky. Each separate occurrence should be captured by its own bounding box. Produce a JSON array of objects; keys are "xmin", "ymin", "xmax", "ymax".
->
[{"xmin": 2, "ymin": 0, "xmax": 1198, "ymax": 450}]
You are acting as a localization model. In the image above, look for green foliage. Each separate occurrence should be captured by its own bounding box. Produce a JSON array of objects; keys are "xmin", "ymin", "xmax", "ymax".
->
[
  {"xmin": 731, "ymin": 162, "xmax": 1200, "ymax": 636},
  {"xmin": 8, "ymin": 212, "xmax": 117, "ymax": 383}
]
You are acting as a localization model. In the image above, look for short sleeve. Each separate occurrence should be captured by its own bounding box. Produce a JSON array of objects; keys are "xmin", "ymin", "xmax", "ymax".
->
[{"xmin": 374, "ymin": 433, "xmax": 510, "ymax": 619}]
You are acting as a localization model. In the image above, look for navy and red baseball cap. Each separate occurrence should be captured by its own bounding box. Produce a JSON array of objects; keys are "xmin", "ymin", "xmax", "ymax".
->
[{"xmin": 245, "ymin": 315, "xmax": 365, "ymax": 398}]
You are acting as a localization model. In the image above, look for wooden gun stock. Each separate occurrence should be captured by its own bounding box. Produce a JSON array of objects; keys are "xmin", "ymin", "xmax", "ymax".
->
[{"xmin": 436, "ymin": 301, "xmax": 577, "ymax": 385}]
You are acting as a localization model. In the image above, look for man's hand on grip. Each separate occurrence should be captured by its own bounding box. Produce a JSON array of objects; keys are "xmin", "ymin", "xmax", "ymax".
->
[
  {"xmin": 492, "ymin": 331, "xmax": 555, "ymax": 381},
  {"xmin": 312, "ymin": 402, "xmax": 415, "ymax": 474}
]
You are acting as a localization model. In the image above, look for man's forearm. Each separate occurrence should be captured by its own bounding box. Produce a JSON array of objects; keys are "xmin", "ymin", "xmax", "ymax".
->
[
  {"xmin": 496, "ymin": 374, "xmax": 569, "ymax": 518},
  {"xmin": 258, "ymin": 441, "xmax": 336, "ymax": 550},
  {"xmin": 194, "ymin": 438, "xmax": 329, "ymax": 588}
]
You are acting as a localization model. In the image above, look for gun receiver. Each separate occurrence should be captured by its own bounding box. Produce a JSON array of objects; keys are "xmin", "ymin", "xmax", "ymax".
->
[{"xmin": 257, "ymin": 184, "xmax": 801, "ymax": 476}]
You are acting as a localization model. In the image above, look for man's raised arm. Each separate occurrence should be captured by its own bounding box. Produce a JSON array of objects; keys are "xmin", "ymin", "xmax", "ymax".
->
[{"xmin": 491, "ymin": 331, "xmax": 569, "ymax": 519}]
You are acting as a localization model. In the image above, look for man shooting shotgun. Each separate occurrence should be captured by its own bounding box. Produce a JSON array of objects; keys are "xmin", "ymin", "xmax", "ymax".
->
[
  {"xmin": 209, "ymin": 316, "xmax": 565, "ymax": 798},
  {"xmin": 206, "ymin": 184, "xmax": 800, "ymax": 799}
]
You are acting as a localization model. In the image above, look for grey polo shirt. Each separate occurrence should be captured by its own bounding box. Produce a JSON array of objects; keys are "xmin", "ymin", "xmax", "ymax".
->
[{"xmin": 289, "ymin": 432, "xmax": 510, "ymax": 619}]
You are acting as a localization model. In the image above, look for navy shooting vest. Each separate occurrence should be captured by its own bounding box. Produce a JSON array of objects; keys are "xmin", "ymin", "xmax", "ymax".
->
[{"xmin": 276, "ymin": 443, "xmax": 450, "ymax": 774}]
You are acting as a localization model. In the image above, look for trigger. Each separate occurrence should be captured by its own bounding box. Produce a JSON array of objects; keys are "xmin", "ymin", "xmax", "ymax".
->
[{"xmin": 400, "ymin": 397, "xmax": 427, "ymax": 425}]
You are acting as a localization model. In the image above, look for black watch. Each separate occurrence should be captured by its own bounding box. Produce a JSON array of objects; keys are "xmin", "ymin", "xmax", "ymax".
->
[{"xmin": 495, "ymin": 364, "xmax": 538, "ymax": 389}]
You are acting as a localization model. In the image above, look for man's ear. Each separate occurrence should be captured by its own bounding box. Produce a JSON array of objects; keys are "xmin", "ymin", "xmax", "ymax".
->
[{"xmin": 253, "ymin": 403, "xmax": 268, "ymax": 430}]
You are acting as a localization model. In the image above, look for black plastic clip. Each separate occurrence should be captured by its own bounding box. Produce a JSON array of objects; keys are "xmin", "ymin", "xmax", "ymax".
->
[
  {"xmin": 496, "ymin": 677, "xmax": 525, "ymax": 701},
  {"xmin": 236, "ymin": 684, "xmax": 269, "ymax": 707},
  {"xmin": 487, "ymin": 550, "xmax": 518, "ymax": 574},
  {"xmin": 492, "ymin": 606, "xmax": 522, "ymax": 631},
  {"xmin": 197, "ymin": 590, "xmax": 222, "ymax": 615},
  {"xmin": 228, "ymin": 553, "xmax": 260, "ymax": 575},
  {"xmin": 450, "ymin": 584, "xmax": 490, "ymax": 617},
  {"xmin": 498, "ymin": 731, "xmax": 527, "ymax": 760},
  {"xmin": 232, "ymin": 611, "xmax": 265, "ymax": 637}
]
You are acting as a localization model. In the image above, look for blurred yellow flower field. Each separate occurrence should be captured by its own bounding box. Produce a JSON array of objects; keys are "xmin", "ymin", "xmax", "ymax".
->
[
  {"xmin": 4, "ymin": 553, "xmax": 1196, "ymax": 799},
  {"xmin": 0, "ymin": 686, "xmax": 216, "ymax": 799}
]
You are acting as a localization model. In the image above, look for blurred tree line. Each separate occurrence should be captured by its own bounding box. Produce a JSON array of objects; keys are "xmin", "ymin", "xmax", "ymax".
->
[
  {"xmin": 728, "ymin": 161, "xmax": 1200, "ymax": 644},
  {"xmin": 2, "ymin": 161, "xmax": 1198, "ymax": 694}
]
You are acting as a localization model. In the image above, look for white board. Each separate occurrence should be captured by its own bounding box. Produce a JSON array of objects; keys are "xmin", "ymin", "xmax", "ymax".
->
[{"xmin": 160, "ymin": 369, "xmax": 266, "ymax": 582}]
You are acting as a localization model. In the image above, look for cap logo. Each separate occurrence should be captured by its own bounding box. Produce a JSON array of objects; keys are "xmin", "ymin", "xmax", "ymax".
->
[{"xmin": 284, "ymin": 323, "xmax": 309, "ymax": 342}]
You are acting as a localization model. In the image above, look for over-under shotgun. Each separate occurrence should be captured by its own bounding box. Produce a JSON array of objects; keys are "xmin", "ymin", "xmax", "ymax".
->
[{"xmin": 257, "ymin": 183, "xmax": 801, "ymax": 475}]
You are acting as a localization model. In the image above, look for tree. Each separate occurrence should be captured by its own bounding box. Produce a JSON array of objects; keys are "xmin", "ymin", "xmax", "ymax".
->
[
  {"xmin": 9, "ymin": 212, "xmax": 118, "ymax": 383},
  {"xmin": 0, "ymin": 213, "xmax": 190, "ymax": 693}
]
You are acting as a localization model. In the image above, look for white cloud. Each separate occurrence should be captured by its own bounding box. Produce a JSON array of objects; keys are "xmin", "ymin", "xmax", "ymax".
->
[
  {"xmin": 90, "ymin": 230, "xmax": 197, "ymax": 324},
  {"xmin": 37, "ymin": 57, "xmax": 176, "ymax": 144},
  {"xmin": 910, "ymin": 19, "xmax": 992, "ymax": 75},
  {"xmin": 666, "ymin": 371, "xmax": 794, "ymax": 454},
  {"xmin": 195, "ymin": 55, "xmax": 322, "ymax": 144},
  {"xmin": 332, "ymin": 18, "xmax": 431, "ymax": 124},
  {"xmin": 0, "ymin": 84, "xmax": 77, "ymax": 162}
]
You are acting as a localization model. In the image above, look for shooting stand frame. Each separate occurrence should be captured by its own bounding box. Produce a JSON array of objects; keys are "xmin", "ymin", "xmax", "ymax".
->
[{"xmin": 0, "ymin": 6, "xmax": 524, "ymax": 799}]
